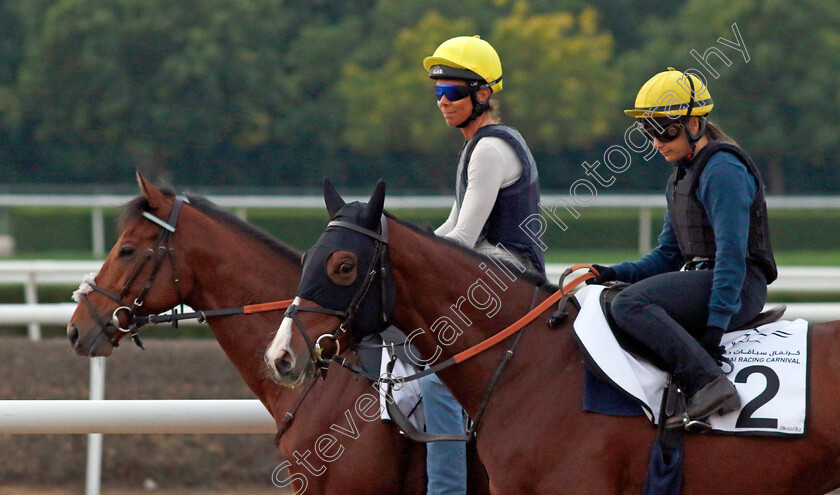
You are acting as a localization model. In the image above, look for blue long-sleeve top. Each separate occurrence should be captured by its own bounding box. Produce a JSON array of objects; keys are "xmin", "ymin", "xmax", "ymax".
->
[{"xmin": 612, "ymin": 151, "xmax": 757, "ymax": 330}]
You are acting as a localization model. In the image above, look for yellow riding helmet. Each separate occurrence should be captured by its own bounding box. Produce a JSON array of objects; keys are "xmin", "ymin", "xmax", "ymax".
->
[
  {"xmin": 423, "ymin": 35, "xmax": 503, "ymax": 94},
  {"xmin": 624, "ymin": 68, "xmax": 713, "ymax": 118}
]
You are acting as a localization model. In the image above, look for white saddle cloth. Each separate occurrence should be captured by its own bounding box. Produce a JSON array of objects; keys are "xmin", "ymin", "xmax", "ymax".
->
[{"xmin": 574, "ymin": 284, "xmax": 808, "ymax": 435}]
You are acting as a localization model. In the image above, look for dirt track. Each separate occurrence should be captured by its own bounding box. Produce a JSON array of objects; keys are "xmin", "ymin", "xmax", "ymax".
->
[{"xmin": 0, "ymin": 338, "xmax": 284, "ymax": 490}]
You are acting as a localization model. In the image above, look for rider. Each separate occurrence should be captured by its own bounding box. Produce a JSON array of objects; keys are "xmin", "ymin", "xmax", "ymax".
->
[
  {"xmin": 420, "ymin": 35, "xmax": 545, "ymax": 494},
  {"xmin": 587, "ymin": 68, "xmax": 777, "ymax": 429}
]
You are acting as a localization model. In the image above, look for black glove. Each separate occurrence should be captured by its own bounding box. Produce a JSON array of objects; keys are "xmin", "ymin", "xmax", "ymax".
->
[
  {"xmin": 586, "ymin": 264, "xmax": 617, "ymax": 285},
  {"xmin": 701, "ymin": 325, "xmax": 726, "ymax": 365}
]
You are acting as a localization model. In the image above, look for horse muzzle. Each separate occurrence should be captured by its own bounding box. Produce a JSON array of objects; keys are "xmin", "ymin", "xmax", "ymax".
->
[
  {"xmin": 67, "ymin": 321, "xmax": 115, "ymax": 357},
  {"xmin": 265, "ymin": 346, "xmax": 308, "ymax": 386}
]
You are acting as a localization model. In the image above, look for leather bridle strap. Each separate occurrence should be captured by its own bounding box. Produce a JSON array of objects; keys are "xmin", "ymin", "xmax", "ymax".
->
[
  {"xmin": 115, "ymin": 198, "xmax": 187, "ymax": 306},
  {"xmin": 79, "ymin": 288, "xmax": 119, "ymax": 346},
  {"xmin": 327, "ymin": 220, "xmax": 387, "ymax": 243},
  {"xmin": 129, "ymin": 198, "xmax": 188, "ymax": 311},
  {"xmin": 82, "ymin": 197, "xmax": 189, "ymax": 348},
  {"xmin": 283, "ymin": 303, "xmax": 347, "ymax": 379},
  {"xmin": 285, "ymin": 216, "xmax": 390, "ymax": 375},
  {"xmin": 273, "ymin": 376, "xmax": 319, "ymax": 445}
]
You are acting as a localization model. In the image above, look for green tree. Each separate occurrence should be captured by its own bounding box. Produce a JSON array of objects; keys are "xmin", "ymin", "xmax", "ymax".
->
[
  {"xmin": 15, "ymin": 0, "xmax": 301, "ymax": 182},
  {"xmin": 339, "ymin": 2, "xmax": 620, "ymax": 190},
  {"xmin": 341, "ymin": 11, "xmax": 473, "ymax": 155},
  {"xmin": 0, "ymin": 1, "xmax": 29, "ymax": 181},
  {"xmin": 493, "ymin": 3, "xmax": 619, "ymax": 150}
]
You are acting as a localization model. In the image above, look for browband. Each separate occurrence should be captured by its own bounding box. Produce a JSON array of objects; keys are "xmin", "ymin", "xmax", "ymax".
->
[{"xmin": 327, "ymin": 216, "xmax": 388, "ymax": 243}]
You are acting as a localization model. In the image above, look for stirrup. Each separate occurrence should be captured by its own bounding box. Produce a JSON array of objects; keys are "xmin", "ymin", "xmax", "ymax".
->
[
  {"xmin": 666, "ymin": 413, "xmax": 712, "ymax": 433},
  {"xmin": 663, "ymin": 377, "xmax": 712, "ymax": 433}
]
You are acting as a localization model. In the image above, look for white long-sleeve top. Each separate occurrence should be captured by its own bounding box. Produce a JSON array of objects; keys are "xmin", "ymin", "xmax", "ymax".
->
[{"xmin": 434, "ymin": 136, "xmax": 522, "ymax": 248}]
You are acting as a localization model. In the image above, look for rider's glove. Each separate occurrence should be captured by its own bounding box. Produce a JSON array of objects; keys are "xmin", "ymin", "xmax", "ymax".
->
[{"xmin": 586, "ymin": 264, "xmax": 617, "ymax": 285}]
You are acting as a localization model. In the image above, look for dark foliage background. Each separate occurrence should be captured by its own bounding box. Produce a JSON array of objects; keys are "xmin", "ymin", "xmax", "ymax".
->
[{"xmin": 0, "ymin": 0, "xmax": 837, "ymax": 194}]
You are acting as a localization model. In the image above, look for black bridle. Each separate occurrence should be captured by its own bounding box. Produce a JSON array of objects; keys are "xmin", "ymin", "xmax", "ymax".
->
[
  {"xmin": 280, "ymin": 206, "xmax": 576, "ymax": 443},
  {"xmin": 282, "ymin": 216, "xmax": 391, "ymax": 378},
  {"xmin": 79, "ymin": 197, "xmax": 188, "ymax": 349}
]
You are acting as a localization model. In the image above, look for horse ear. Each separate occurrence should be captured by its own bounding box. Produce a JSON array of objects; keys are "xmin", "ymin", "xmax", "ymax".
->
[
  {"xmin": 136, "ymin": 170, "xmax": 167, "ymax": 210},
  {"xmin": 362, "ymin": 179, "xmax": 386, "ymax": 230},
  {"xmin": 323, "ymin": 177, "xmax": 346, "ymax": 219}
]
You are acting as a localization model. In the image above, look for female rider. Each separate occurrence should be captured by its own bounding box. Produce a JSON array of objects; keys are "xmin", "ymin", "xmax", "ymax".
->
[
  {"xmin": 588, "ymin": 68, "xmax": 777, "ymax": 430},
  {"xmin": 420, "ymin": 35, "xmax": 545, "ymax": 493}
]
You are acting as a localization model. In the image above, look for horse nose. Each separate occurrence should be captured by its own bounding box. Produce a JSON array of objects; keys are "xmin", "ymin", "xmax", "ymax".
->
[
  {"xmin": 274, "ymin": 357, "xmax": 292, "ymax": 375},
  {"xmin": 68, "ymin": 324, "xmax": 79, "ymax": 346}
]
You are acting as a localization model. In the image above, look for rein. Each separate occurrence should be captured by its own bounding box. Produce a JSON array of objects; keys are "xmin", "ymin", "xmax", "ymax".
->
[
  {"xmin": 132, "ymin": 299, "xmax": 294, "ymax": 327},
  {"xmin": 283, "ymin": 209, "xmax": 597, "ymax": 442},
  {"xmin": 332, "ymin": 264, "xmax": 597, "ymax": 385},
  {"xmin": 354, "ymin": 264, "xmax": 595, "ymax": 443}
]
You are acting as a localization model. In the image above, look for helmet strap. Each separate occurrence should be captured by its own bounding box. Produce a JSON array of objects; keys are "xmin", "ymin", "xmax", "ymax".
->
[
  {"xmin": 681, "ymin": 116, "xmax": 707, "ymax": 161},
  {"xmin": 456, "ymin": 85, "xmax": 492, "ymax": 128},
  {"xmin": 686, "ymin": 143, "xmax": 697, "ymax": 161},
  {"xmin": 681, "ymin": 115, "xmax": 707, "ymax": 144},
  {"xmin": 680, "ymin": 74, "xmax": 707, "ymax": 146}
]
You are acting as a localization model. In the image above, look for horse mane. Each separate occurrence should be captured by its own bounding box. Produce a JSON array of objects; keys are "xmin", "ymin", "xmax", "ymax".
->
[
  {"xmin": 120, "ymin": 192, "xmax": 302, "ymax": 266},
  {"xmin": 383, "ymin": 211, "xmax": 557, "ymax": 292}
]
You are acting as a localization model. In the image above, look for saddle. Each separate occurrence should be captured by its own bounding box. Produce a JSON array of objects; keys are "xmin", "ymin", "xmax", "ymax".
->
[{"xmin": 596, "ymin": 281, "xmax": 786, "ymax": 432}]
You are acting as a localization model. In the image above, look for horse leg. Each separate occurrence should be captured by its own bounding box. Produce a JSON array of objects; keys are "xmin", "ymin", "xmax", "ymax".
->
[{"xmin": 400, "ymin": 439, "xmax": 427, "ymax": 495}]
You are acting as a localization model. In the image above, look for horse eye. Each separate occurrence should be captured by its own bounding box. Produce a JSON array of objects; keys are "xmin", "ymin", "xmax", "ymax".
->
[
  {"xmin": 328, "ymin": 252, "xmax": 358, "ymax": 286},
  {"xmin": 119, "ymin": 246, "xmax": 136, "ymax": 258}
]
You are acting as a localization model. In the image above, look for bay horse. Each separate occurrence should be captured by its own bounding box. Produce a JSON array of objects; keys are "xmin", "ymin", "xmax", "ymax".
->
[
  {"xmin": 266, "ymin": 179, "xmax": 840, "ymax": 494},
  {"xmin": 66, "ymin": 174, "xmax": 433, "ymax": 495}
]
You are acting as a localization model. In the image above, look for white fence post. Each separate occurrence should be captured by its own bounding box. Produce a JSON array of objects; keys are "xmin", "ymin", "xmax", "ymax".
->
[
  {"xmin": 92, "ymin": 207, "xmax": 105, "ymax": 258},
  {"xmin": 86, "ymin": 357, "xmax": 106, "ymax": 495},
  {"xmin": 638, "ymin": 207, "xmax": 652, "ymax": 255},
  {"xmin": 24, "ymin": 271, "xmax": 41, "ymax": 341}
]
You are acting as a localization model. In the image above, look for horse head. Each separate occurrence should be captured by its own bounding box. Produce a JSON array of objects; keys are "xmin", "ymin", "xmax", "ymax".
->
[
  {"xmin": 265, "ymin": 178, "xmax": 396, "ymax": 386},
  {"xmin": 66, "ymin": 172, "xmax": 195, "ymax": 356}
]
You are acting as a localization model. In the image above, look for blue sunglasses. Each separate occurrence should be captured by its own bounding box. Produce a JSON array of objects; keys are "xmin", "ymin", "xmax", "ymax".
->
[{"xmin": 435, "ymin": 84, "xmax": 472, "ymax": 102}]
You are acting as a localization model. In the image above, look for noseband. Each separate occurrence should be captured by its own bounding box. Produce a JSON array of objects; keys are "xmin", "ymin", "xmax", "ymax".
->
[
  {"xmin": 79, "ymin": 197, "xmax": 188, "ymax": 349},
  {"xmin": 283, "ymin": 216, "xmax": 390, "ymax": 378}
]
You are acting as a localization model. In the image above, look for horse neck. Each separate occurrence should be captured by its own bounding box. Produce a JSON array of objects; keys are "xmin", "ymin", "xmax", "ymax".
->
[
  {"xmin": 174, "ymin": 212, "xmax": 407, "ymax": 466},
  {"xmin": 387, "ymin": 219, "xmax": 545, "ymax": 415},
  {"xmin": 175, "ymin": 209, "xmax": 302, "ymax": 407}
]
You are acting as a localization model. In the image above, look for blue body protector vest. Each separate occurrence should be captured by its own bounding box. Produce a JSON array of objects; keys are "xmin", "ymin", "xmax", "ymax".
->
[
  {"xmin": 666, "ymin": 141, "xmax": 777, "ymax": 283},
  {"xmin": 455, "ymin": 124, "xmax": 545, "ymax": 274}
]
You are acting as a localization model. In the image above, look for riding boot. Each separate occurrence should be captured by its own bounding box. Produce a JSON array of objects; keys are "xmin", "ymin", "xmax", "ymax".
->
[
  {"xmin": 666, "ymin": 374, "xmax": 740, "ymax": 429},
  {"xmin": 685, "ymin": 374, "xmax": 740, "ymax": 419}
]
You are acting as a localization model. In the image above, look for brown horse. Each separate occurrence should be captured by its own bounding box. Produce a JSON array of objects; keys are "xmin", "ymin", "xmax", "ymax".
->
[
  {"xmin": 266, "ymin": 179, "xmax": 840, "ymax": 494},
  {"xmin": 66, "ymin": 174, "xmax": 430, "ymax": 495}
]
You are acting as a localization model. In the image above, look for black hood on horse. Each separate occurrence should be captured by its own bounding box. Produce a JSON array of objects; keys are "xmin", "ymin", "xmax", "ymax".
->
[{"xmin": 295, "ymin": 178, "xmax": 396, "ymax": 343}]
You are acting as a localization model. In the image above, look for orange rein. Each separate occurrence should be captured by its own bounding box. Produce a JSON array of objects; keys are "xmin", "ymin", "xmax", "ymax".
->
[
  {"xmin": 243, "ymin": 299, "xmax": 294, "ymax": 314},
  {"xmin": 451, "ymin": 264, "xmax": 597, "ymax": 364}
]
